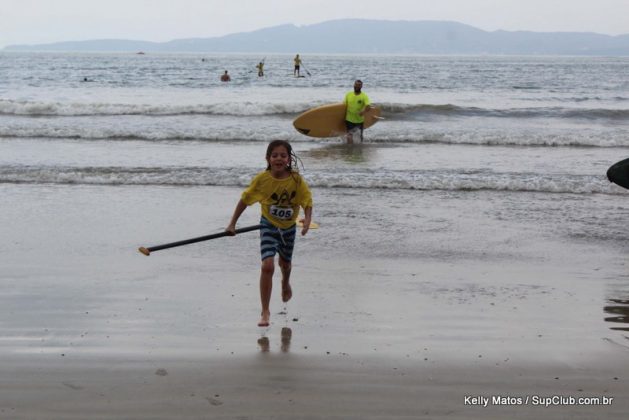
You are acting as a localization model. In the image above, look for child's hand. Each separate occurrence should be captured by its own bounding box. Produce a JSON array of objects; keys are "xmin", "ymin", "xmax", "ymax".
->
[
  {"xmin": 299, "ymin": 218, "xmax": 311, "ymax": 236},
  {"xmin": 225, "ymin": 224, "xmax": 236, "ymax": 236}
]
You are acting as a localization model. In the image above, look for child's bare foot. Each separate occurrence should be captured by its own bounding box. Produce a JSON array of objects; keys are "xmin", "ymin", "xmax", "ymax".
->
[
  {"xmin": 281, "ymin": 282, "xmax": 292, "ymax": 302},
  {"xmin": 258, "ymin": 310, "xmax": 270, "ymax": 327}
]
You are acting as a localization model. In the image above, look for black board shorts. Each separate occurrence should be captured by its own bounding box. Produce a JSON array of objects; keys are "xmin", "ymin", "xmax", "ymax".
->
[{"xmin": 345, "ymin": 120, "xmax": 364, "ymax": 132}]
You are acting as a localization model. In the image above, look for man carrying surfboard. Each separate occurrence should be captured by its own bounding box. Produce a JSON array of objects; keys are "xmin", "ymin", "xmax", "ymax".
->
[{"xmin": 344, "ymin": 80, "xmax": 371, "ymax": 144}]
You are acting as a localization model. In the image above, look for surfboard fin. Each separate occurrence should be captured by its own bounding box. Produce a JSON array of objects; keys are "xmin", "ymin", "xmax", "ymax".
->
[{"xmin": 296, "ymin": 128, "xmax": 310, "ymax": 135}]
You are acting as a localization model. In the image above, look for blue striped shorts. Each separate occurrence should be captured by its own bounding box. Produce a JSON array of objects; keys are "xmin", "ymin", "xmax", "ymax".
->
[{"xmin": 260, "ymin": 217, "xmax": 296, "ymax": 262}]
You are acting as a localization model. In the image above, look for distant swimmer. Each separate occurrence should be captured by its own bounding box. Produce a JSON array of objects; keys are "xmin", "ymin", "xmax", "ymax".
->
[
  {"xmin": 293, "ymin": 54, "xmax": 302, "ymax": 77},
  {"xmin": 344, "ymin": 79, "xmax": 371, "ymax": 144},
  {"xmin": 220, "ymin": 70, "xmax": 231, "ymax": 82},
  {"xmin": 256, "ymin": 61, "xmax": 265, "ymax": 77}
]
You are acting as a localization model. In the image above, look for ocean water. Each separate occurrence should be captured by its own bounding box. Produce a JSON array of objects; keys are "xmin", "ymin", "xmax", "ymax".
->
[
  {"xmin": 2, "ymin": 53, "xmax": 629, "ymax": 193},
  {"xmin": 2, "ymin": 52, "xmax": 629, "ymax": 356}
]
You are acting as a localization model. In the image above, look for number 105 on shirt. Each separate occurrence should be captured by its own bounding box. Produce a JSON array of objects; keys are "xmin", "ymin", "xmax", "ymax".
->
[{"xmin": 269, "ymin": 205, "xmax": 294, "ymax": 220}]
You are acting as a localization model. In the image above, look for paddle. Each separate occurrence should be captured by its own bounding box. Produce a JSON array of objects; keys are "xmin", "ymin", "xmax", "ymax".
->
[
  {"xmin": 301, "ymin": 62, "xmax": 312, "ymax": 76},
  {"xmin": 138, "ymin": 224, "xmax": 262, "ymax": 256}
]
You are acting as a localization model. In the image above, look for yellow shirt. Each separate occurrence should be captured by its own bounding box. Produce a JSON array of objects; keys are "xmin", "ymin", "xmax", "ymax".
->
[
  {"xmin": 241, "ymin": 170, "xmax": 313, "ymax": 229},
  {"xmin": 344, "ymin": 91, "xmax": 370, "ymax": 123}
]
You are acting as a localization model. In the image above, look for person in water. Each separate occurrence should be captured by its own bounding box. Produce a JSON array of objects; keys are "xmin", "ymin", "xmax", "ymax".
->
[
  {"xmin": 226, "ymin": 140, "xmax": 313, "ymax": 327},
  {"xmin": 220, "ymin": 70, "xmax": 231, "ymax": 82},
  {"xmin": 344, "ymin": 79, "xmax": 371, "ymax": 144},
  {"xmin": 293, "ymin": 54, "xmax": 302, "ymax": 77},
  {"xmin": 256, "ymin": 61, "xmax": 264, "ymax": 77}
]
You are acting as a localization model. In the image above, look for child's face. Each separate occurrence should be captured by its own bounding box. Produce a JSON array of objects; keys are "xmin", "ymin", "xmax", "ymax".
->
[{"xmin": 267, "ymin": 146, "xmax": 290, "ymax": 172}]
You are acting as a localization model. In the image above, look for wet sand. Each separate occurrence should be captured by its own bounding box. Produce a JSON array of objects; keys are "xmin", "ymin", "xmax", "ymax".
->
[
  {"xmin": 2, "ymin": 352, "xmax": 628, "ymax": 420},
  {"xmin": 2, "ymin": 184, "xmax": 629, "ymax": 418}
]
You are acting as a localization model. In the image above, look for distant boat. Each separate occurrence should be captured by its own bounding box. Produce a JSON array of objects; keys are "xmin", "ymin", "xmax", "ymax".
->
[{"xmin": 136, "ymin": 51, "xmax": 145, "ymax": 55}]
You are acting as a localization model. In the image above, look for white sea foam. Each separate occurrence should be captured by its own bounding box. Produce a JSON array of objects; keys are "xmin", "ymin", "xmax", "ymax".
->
[
  {"xmin": 0, "ymin": 165, "xmax": 622, "ymax": 195},
  {"xmin": 0, "ymin": 99, "xmax": 310, "ymax": 117},
  {"xmin": 2, "ymin": 120, "xmax": 627, "ymax": 148},
  {"xmin": 3, "ymin": 97, "xmax": 629, "ymax": 121}
]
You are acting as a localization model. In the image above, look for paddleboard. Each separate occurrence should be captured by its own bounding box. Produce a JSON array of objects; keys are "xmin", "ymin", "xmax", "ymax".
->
[
  {"xmin": 293, "ymin": 103, "xmax": 381, "ymax": 138},
  {"xmin": 607, "ymin": 157, "xmax": 629, "ymax": 189}
]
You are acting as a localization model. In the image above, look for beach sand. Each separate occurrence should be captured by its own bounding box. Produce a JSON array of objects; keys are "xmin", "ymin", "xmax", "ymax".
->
[
  {"xmin": 2, "ymin": 183, "xmax": 629, "ymax": 418},
  {"xmin": 2, "ymin": 353, "xmax": 627, "ymax": 419}
]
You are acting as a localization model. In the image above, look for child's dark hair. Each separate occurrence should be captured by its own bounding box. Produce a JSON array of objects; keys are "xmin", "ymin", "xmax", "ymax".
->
[{"xmin": 266, "ymin": 140, "xmax": 301, "ymax": 172}]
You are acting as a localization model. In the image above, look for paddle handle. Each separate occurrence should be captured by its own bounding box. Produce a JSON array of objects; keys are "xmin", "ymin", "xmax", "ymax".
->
[{"xmin": 139, "ymin": 224, "xmax": 262, "ymax": 256}]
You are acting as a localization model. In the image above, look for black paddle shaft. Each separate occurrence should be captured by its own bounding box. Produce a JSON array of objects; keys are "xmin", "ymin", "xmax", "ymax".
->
[{"xmin": 140, "ymin": 224, "xmax": 262, "ymax": 255}]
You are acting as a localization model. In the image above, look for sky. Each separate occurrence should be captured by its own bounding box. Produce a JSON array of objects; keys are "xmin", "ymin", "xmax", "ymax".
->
[{"xmin": 2, "ymin": 0, "xmax": 629, "ymax": 48}]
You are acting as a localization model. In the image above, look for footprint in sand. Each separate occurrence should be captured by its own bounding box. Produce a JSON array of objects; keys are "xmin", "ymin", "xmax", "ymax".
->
[
  {"xmin": 205, "ymin": 397, "xmax": 223, "ymax": 406},
  {"xmin": 62, "ymin": 382, "xmax": 83, "ymax": 390}
]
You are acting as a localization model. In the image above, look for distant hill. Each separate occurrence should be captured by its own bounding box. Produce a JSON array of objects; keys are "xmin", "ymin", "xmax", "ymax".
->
[{"xmin": 5, "ymin": 19, "xmax": 629, "ymax": 55}]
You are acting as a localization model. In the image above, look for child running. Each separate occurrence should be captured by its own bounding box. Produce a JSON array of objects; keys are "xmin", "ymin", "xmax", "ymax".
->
[{"xmin": 226, "ymin": 140, "xmax": 313, "ymax": 327}]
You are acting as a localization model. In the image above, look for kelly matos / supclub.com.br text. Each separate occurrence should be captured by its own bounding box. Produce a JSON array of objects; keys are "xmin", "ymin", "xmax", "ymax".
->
[{"xmin": 464, "ymin": 395, "xmax": 614, "ymax": 408}]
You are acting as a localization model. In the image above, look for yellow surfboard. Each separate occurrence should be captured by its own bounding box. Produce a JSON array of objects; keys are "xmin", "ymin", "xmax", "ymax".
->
[{"xmin": 293, "ymin": 103, "xmax": 381, "ymax": 138}]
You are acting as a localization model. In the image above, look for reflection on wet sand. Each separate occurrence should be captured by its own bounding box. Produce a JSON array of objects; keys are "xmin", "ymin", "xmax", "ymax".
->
[
  {"xmin": 281, "ymin": 327, "xmax": 292, "ymax": 353},
  {"xmin": 257, "ymin": 336, "xmax": 270, "ymax": 352},
  {"xmin": 257, "ymin": 327, "xmax": 292, "ymax": 353},
  {"xmin": 604, "ymin": 298, "xmax": 629, "ymax": 332},
  {"xmin": 304, "ymin": 144, "xmax": 375, "ymax": 164}
]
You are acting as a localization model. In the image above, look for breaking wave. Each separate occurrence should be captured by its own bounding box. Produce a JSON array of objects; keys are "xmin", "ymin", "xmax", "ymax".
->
[
  {"xmin": 1, "ymin": 165, "xmax": 623, "ymax": 195},
  {"xmin": 3, "ymin": 98, "xmax": 629, "ymax": 121}
]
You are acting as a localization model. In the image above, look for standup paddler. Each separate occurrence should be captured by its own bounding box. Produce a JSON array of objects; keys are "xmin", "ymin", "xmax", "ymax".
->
[{"xmin": 344, "ymin": 79, "xmax": 371, "ymax": 144}]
